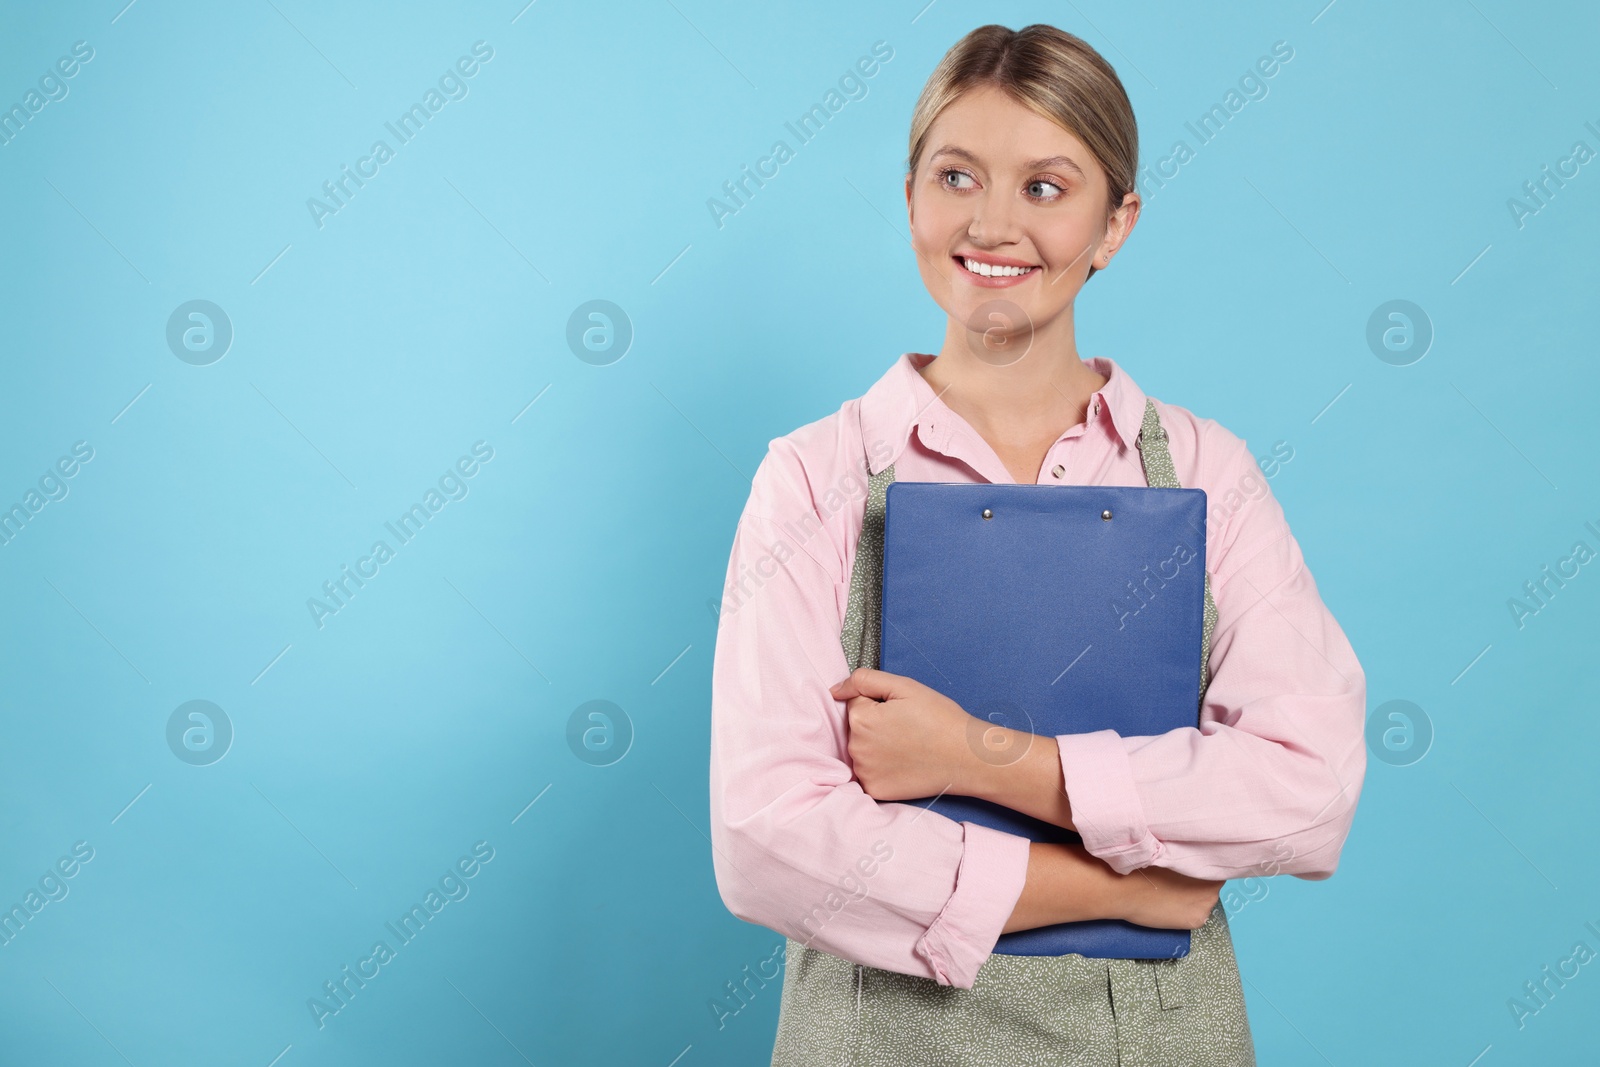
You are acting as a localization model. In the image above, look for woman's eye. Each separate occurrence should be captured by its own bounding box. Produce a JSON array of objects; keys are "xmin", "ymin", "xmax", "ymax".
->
[{"xmin": 937, "ymin": 169, "xmax": 1062, "ymax": 199}]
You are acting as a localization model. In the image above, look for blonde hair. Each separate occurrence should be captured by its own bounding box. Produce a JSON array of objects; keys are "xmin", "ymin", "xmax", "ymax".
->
[{"xmin": 906, "ymin": 24, "xmax": 1138, "ymax": 281}]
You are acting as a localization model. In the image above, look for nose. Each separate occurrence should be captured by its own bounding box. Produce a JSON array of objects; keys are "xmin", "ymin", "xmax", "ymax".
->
[{"xmin": 966, "ymin": 188, "xmax": 1023, "ymax": 247}]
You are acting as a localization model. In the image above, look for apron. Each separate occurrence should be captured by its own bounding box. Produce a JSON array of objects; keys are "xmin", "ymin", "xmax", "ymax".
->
[{"xmin": 770, "ymin": 398, "xmax": 1256, "ymax": 1066}]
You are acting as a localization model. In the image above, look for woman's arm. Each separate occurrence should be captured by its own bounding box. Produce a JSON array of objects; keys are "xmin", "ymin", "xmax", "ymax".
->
[
  {"xmin": 711, "ymin": 444, "xmax": 1037, "ymax": 992},
  {"xmin": 962, "ymin": 731, "xmax": 1077, "ymax": 833},
  {"xmin": 1003, "ymin": 841, "xmax": 1223, "ymax": 935},
  {"xmin": 828, "ymin": 668, "xmax": 1226, "ymax": 932},
  {"xmin": 835, "ymin": 435, "xmax": 1367, "ymax": 884},
  {"xmin": 1052, "ymin": 435, "xmax": 1367, "ymax": 881}
]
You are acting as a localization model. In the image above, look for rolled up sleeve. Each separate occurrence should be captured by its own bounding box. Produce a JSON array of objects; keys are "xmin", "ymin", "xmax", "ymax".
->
[
  {"xmin": 1056, "ymin": 440, "xmax": 1367, "ymax": 882},
  {"xmin": 709, "ymin": 450, "xmax": 1030, "ymax": 989}
]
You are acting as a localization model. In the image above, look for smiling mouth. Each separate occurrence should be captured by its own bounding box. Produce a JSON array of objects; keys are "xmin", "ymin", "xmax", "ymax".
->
[{"xmin": 953, "ymin": 256, "xmax": 1041, "ymax": 279}]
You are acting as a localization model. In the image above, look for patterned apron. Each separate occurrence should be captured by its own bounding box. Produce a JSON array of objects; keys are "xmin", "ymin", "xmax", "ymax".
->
[{"xmin": 770, "ymin": 399, "xmax": 1256, "ymax": 1066}]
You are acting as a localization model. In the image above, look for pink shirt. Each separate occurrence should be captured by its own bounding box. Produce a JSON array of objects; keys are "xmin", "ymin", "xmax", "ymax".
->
[{"xmin": 708, "ymin": 352, "xmax": 1367, "ymax": 990}]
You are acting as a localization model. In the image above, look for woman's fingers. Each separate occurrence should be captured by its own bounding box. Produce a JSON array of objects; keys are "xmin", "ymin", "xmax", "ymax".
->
[{"xmin": 829, "ymin": 667, "xmax": 914, "ymax": 702}]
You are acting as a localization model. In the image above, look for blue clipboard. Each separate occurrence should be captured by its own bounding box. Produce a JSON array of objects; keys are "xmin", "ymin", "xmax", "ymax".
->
[{"xmin": 879, "ymin": 480, "xmax": 1207, "ymax": 959}]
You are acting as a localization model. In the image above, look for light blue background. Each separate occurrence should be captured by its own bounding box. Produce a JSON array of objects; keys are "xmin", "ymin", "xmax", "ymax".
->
[{"xmin": 1, "ymin": 0, "xmax": 1597, "ymax": 1063}]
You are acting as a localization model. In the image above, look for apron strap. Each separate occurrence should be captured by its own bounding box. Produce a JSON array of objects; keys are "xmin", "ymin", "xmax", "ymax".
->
[
  {"xmin": 1134, "ymin": 398, "xmax": 1219, "ymax": 704},
  {"xmin": 839, "ymin": 459, "xmax": 894, "ymax": 675}
]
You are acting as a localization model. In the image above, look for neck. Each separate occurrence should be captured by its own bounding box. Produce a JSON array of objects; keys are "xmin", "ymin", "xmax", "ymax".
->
[{"xmin": 920, "ymin": 310, "xmax": 1107, "ymax": 442}]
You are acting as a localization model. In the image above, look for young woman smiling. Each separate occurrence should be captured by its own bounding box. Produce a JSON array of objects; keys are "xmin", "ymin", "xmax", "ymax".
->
[{"xmin": 709, "ymin": 23, "xmax": 1366, "ymax": 1066}]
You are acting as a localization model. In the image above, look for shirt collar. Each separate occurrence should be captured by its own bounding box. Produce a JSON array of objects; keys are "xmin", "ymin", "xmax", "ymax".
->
[{"xmin": 858, "ymin": 352, "xmax": 1149, "ymax": 476}]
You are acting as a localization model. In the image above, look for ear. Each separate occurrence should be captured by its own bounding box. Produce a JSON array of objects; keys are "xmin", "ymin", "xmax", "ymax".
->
[
  {"xmin": 904, "ymin": 172, "xmax": 914, "ymax": 226},
  {"xmin": 1096, "ymin": 191, "xmax": 1141, "ymax": 268}
]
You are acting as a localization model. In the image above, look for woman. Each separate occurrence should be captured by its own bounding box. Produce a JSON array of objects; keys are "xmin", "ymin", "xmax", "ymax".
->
[{"xmin": 709, "ymin": 23, "xmax": 1366, "ymax": 1066}]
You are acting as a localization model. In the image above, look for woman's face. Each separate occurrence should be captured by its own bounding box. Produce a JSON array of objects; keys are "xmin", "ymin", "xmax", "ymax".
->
[{"xmin": 905, "ymin": 84, "xmax": 1138, "ymax": 348}]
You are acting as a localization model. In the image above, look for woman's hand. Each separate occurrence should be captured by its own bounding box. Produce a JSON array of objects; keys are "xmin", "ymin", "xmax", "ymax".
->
[
  {"xmin": 830, "ymin": 667, "xmax": 981, "ymax": 802},
  {"xmin": 1117, "ymin": 866, "xmax": 1224, "ymax": 930},
  {"xmin": 833, "ymin": 668, "xmax": 1080, "ymax": 831}
]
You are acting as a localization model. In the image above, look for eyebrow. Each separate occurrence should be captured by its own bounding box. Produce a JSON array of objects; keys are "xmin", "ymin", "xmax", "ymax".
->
[{"xmin": 928, "ymin": 145, "xmax": 1086, "ymax": 179}]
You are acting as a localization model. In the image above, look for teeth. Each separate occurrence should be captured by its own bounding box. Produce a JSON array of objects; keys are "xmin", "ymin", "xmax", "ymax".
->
[{"xmin": 961, "ymin": 257, "xmax": 1034, "ymax": 277}]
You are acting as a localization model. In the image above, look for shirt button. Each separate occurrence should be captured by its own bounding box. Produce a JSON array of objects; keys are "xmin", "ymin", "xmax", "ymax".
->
[{"xmin": 1051, "ymin": 464, "xmax": 1065, "ymax": 478}]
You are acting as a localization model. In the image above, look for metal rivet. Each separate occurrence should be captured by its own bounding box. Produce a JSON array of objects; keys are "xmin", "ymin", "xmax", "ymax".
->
[
  {"xmin": 1102, "ymin": 509, "xmax": 1113, "ymax": 520},
  {"xmin": 982, "ymin": 508, "xmax": 993, "ymax": 520}
]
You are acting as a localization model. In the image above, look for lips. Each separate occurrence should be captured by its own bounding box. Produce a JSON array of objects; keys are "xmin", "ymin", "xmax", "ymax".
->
[{"xmin": 952, "ymin": 255, "xmax": 1040, "ymax": 287}]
